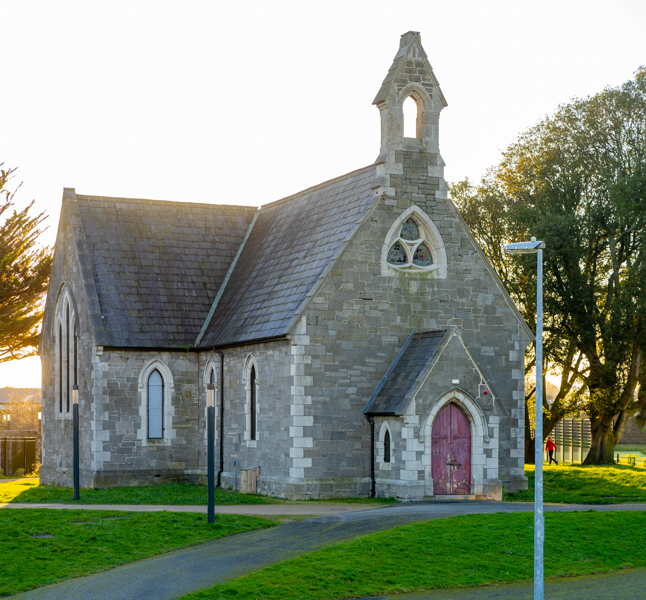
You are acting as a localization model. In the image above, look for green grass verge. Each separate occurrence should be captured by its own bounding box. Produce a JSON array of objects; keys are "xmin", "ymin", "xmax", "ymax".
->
[
  {"xmin": 180, "ymin": 511, "xmax": 646, "ymax": 600},
  {"xmin": 0, "ymin": 509, "xmax": 275, "ymax": 596},
  {"xmin": 1, "ymin": 479, "xmax": 397, "ymax": 506},
  {"xmin": 505, "ymin": 464, "xmax": 646, "ymax": 504},
  {"xmin": 1, "ymin": 479, "xmax": 275, "ymax": 505},
  {"xmin": 615, "ymin": 445, "xmax": 646, "ymax": 455}
]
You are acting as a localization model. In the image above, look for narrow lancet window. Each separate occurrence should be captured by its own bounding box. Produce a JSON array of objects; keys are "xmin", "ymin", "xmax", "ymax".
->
[
  {"xmin": 58, "ymin": 323, "xmax": 63, "ymax": 413},
  {"xmin": 148, "ymin": 369, "xmax": 164, "ymax": 439},
  {"xmin": 250, "ymin": 365, "xmax": 257, "ymax": 441},
  {"xmin": 384, "ymin": 429, "xmax": 391, "ymax": 463},
  {"xmin": 66, "ymin": 304, "xmax": 70, "ymax": 412},
  {"xmin": 73, "ymin": 323, "xmax": 78, "ymax": 386}
]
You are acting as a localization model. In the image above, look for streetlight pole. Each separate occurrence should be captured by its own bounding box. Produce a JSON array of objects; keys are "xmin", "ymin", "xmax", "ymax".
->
[
  {"xmin": 72, "ymin": 384, "xmax": 79, "ymax": 501},
  {"xmin": 503, "ymin": 237, "xmax": 545, "ymax": 600},
  {"xmin": 207, "ymin": 383, "xmax": 215, "ymax": 524}
]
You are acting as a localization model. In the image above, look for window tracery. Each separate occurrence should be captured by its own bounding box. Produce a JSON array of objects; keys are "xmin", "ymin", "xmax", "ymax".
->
[
  {"xmin": 382, "ymin": 206, "xmax": 447, "ymax": 278},
  {"xmin": 386, "ymin": 215, "xmax": 434, "ymax": 270}
]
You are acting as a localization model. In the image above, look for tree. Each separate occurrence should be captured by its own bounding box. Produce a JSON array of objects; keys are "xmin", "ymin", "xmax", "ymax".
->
[
  {"xmin": 452, "ymin": 67, "xmax": 646, "ymax": 464},
  {"xmin": 0, "ymin": 165, "xmax": 52, "ymax": 362}
]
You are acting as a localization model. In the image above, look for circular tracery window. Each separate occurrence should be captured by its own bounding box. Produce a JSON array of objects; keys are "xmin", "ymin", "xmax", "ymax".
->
[{"xmin": 387, "ymin": 217, "xmax": 434, "ymax": 270}]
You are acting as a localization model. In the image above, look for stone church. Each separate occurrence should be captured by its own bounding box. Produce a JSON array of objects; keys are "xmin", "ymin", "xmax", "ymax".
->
[{"xmin": 40, "ymin": 32, "xmax": 530, "ymax": 500}]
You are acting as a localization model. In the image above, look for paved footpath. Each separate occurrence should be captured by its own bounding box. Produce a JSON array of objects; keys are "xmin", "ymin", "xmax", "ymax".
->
[
  {"xmin": 2, "ymin": 501, "xmax": 380, "ymax": 516},
  {"xmin": 9, "ymin": 502, "xmax": 646, "ymax": 600}
]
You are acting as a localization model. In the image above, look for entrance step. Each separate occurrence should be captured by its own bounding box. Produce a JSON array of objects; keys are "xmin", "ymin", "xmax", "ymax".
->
[{"xmin": 424, "ymin": 495, "xmax": 477, "ymax": 501}]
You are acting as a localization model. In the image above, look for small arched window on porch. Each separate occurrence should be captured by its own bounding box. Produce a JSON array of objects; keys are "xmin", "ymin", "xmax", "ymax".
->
[
  {"xmin": 148, "ymin": 369, "xmax": 164, "ymax": 439},
  {"xmin": 250, "ymin": 365, "xmax": 257, "ymax": 441},
  {"xmin": 384, "ymin": 429, "xmax": 391, "ymax": 463}
]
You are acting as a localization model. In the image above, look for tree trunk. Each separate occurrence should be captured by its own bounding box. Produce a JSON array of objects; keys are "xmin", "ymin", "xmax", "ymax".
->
[
  {"xmin": 583, "ymin": 346, "xmax": 641, "ymax": 465},
  {"xmin": 584, "ymin": 414, "xmax": 618, "ymax": 464}
]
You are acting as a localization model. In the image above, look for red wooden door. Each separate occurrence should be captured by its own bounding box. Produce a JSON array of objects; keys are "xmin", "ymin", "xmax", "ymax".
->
[{"xmin": 431, "ymin": 403, "xmax": 472, "ymax": 495}]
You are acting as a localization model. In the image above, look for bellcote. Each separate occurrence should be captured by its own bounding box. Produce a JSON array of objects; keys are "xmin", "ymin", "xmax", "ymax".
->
[{"xmin": 373, "ymin": 31, "xmax": 447, "ymax": 163}]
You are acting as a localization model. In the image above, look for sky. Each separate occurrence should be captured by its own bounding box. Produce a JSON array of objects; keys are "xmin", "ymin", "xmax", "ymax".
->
[{"xmin": 1, "ymin": 0, "xmax": 644, "ymax": 388}]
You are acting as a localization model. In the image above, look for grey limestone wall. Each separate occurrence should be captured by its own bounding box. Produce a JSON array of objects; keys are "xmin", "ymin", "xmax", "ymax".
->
[
  {"xmin": 214, "ymin": 341, "xmax": 293, "ymax": 497},
  {"xmin": 40, "ymin": 202, "xmax": 97, "ymax": 487},
  {"xmin": 294, "ymin": 149, "xmax": 528, "ymax": 498},
  {"xmin": 86, "ymin": 349, "xmax": 201, "ymax": 487}
]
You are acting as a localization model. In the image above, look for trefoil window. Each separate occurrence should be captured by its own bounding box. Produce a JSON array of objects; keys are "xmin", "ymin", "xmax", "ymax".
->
[{"xmin": 387, "ymin": 217, "xmax": 434, "ymax": 270}]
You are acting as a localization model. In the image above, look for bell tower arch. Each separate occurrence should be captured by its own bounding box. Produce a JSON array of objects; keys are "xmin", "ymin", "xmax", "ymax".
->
[{"xmin": 373, "ymin": 31, "xmax": 448, "ymax": 163}]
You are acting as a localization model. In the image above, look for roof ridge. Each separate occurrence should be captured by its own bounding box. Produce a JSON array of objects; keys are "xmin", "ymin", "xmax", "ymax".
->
[
  {"xmin": 259, "ymin": 164, "xmax": 376, "ymax": 210},
  {"xmin": 75, "ymin": 194, "xmax": 256, "ymax": 211}
]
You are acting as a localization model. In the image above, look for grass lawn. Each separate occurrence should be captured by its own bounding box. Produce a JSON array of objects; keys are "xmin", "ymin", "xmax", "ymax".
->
[
  {"xmin": 0, "ymin": 509, "xmax": 276, "ymax": 596},
  {"xmin": 179, "ymin": 510, "xmax": 646, "ymax": 600},
  {"xmin": 0, "ymin": 479, "xmax": 397, "ymax": 506},
  {"xmin": 0, "ymin": 479, "xmax": 275, "ymax": 505},
  {"xmin": 504, "ymin": 464, "xmax": 646, "ymax": 504}
]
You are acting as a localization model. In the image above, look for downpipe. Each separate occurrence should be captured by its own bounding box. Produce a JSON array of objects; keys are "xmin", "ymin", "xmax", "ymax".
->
[
  {"xmin": 213, "ymin": 349, "xmax": 225, "ymax": 488},
  {"xmin": 366, "ymin": 414, "xmax": 376, "ymax": 497}
]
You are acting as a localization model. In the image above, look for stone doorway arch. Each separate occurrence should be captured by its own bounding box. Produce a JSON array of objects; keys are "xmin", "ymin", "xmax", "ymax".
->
[
  {"xmin": 423, "ymin": 389, "xmax": 489, "ymax": 497},
  {"xmin": 431, "ymin": 402, "xmax": 471, "ymax": 494}
]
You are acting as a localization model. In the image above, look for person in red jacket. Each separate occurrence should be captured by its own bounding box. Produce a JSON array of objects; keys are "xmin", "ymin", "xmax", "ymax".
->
[{"xmin": 545, "ymin": 436, "xmax": 558, "ymax": 465}]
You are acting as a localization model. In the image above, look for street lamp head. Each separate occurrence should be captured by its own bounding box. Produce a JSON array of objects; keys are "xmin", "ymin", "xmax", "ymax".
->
[
  {"xmin": 207, "ymin": 383, "xmax": 215, "ymax": 408},
  {"xmin": 72, "ymin": 384, "xmax": 79, "ymax": 406},
  {"xmin": 503, "ymin": 238, "xmax": 545, "ymax": 255}
]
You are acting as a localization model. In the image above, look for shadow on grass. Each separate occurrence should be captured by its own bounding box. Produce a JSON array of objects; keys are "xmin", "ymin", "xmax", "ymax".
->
[
  {"xmin": 6, "ymin": 480, "xmax": 277, "ymax": 505},
  {"xmin": 505, "ymin": 463, "xmax": 646, "ymax": 504}
]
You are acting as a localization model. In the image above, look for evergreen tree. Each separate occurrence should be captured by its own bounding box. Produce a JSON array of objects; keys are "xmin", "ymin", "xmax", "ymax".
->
[{"xmin": 0, "ymin": 165, "xmax": 52, "ymax": 362}]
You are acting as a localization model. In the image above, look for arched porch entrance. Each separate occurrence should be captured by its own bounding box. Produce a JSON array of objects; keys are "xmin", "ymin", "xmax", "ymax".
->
[{"xmin": 431, "ymin": 402, "xmax": 472, "ymax": 494}]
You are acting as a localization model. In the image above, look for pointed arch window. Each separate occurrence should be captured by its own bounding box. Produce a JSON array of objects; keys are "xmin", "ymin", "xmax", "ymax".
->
[
  {"xmin": 58, "ymin": 323, "xmax": 63, "ymax": 413},
  {"xmin": 250, "ymin": 365, "xmax": 257, "ymax": 441},
  {"xmin": 148, "ymin": 369, "xmax": 164, "ymax": 439},
  {"xmin": 382, "ymin": 207, "xmax": 447, "ymax": 277},
  {"xmin": 55, "ymin": 291, "xmax": 79, "ymax": 415},
  {"xmin": 66, "ymin": 304, "xmax": 70, "ymax": 412},
  {"xmin": 386, "ymin": 216, "xmax": 434, "ymax": 270},
  {"xmin": 384, "ymin": 429, "xmax": 391, "ymax": 463}
]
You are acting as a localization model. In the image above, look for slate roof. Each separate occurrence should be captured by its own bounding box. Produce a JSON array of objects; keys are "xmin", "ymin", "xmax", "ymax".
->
[
  {"xmin": 198, "ymin": 165, "xmax": 378, "ymax": 347},
  {"xmin": 364, "ymin": 330, "xmax": 447, "ymax": 415},
  {"xmin": 74, "ymin": 196, "xmax": 256, "ymax": 347}
]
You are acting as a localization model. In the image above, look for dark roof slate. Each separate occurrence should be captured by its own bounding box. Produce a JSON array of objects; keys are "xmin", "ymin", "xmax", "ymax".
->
[
  {"xmin": 198, "ymin": 165, "xmax": 377, "ymax": 347},
  {"xmin": 74, "ymin": 196, "xmax": 255, "ymax": 347},
  {"xmin": 364, "ymin": 330, "xmax": 447, "ymax": 415}
]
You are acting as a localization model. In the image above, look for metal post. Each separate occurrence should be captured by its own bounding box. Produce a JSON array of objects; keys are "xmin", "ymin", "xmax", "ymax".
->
[
  {"xmin": 207, "ymin": 383, "xmax": 215, "ymax": 524},
  {"xmin": 534, "ymin": 248, "xmax": 544, "ymax": 600},
  {"xmin": 72, "ymin": 385, "xmax": 79, "ymax": 501}
]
